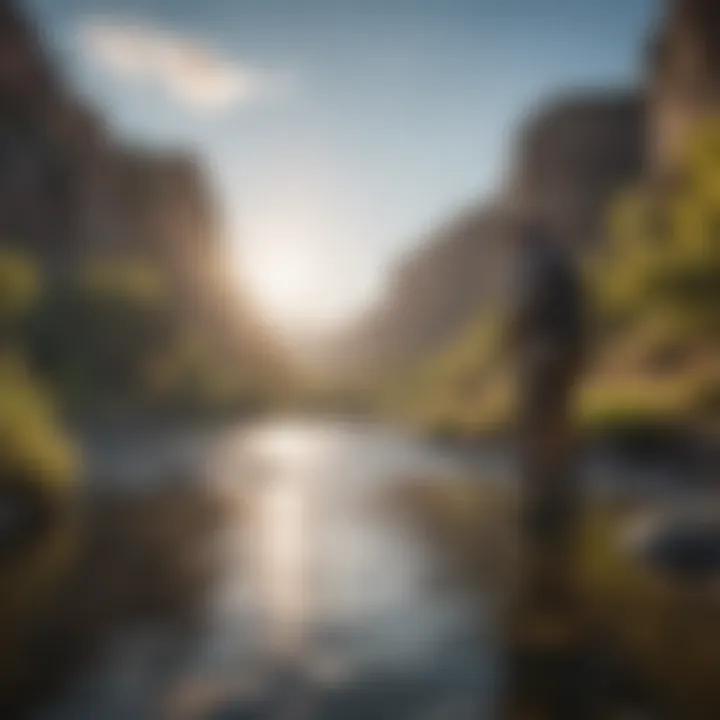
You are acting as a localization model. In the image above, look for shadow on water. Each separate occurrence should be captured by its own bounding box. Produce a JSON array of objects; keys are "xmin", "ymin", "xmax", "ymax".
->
[
  {"xmin": 12, "ymin": 484, "xmax": 227, "ymax": 719},
  {"xmin": 30, "ymin": 419, "xmax": 500, "ymax": 720}
]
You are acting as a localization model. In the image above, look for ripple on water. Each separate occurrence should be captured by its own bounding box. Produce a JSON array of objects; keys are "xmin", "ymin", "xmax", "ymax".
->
[{"xmin": 41, "ymin": 420, "xmax": 499, "ymax": 719}]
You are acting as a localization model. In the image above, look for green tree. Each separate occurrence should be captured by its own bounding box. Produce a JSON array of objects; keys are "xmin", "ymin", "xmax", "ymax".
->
[
  {"xmin": 599, "ymin": 118, "xmax": 720, "ymax": 344},
  {"xmin": 0, "ymin": 249, "xmax": 40, "ymax": 340},
  {"xmin": 30, "ymin": 257, "xmax": 175, "ymax": 405},
  {"xmin": 584, "ymin": 117, "xmax": 720, "ymax": 433},
  {"xmin": 0, "ymin": 354, "xmax": 76, "ymax": 494}
]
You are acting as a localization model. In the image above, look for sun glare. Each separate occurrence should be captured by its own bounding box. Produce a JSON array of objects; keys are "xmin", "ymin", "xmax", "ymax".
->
[
  {"xmin": 250, "ymin": 248, "xmax": 322, "ymax": 322},
  {"xmin": 232, "ymin": 170, "xmax": 363, "ymax": 331},
  {"xmin": 237, "ymin": 237, "xmax": 351, "ymax": 332}
]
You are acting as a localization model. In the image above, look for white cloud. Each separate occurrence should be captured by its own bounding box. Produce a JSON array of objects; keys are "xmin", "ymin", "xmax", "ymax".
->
[{"xmin": 78, "ymin": 19, "xmax": 283, "ymax": 113}]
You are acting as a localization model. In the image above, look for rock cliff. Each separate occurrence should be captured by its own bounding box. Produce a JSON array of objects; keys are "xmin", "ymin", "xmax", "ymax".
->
[
  {"xmin": 339, "ymin": 90, "xmax": 644, "ymax": 377},
  {"xmin": 0, "ymin": 0, "xmax": 273, "ymax": 373},
  {"xmin": 337, "ymin": 0, "xmax": 720, "ymax": 380}
]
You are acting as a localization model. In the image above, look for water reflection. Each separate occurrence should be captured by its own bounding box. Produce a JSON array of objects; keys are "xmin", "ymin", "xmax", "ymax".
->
[
  {"xmin": 258, "ymin": 471, "xmax": 310, "ymax": 655},
  {"xmin": 42, "ymin": 420, "xmax": 497, "ymax": 719}
]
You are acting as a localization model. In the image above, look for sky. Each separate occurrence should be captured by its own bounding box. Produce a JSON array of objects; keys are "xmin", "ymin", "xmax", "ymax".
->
[{"xmin": 25, "ymin": 0, "xmax": 658, "ymax": 332}]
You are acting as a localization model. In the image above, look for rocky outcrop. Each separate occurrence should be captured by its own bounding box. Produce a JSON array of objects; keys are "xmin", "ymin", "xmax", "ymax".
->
[
  {"xmin": 0, "ymin": 2, "xmax": 208, "ymax": 265},
  {"xmin": 0, "ymin": 0, "xmax": 275, "ymax": 370},
  {"xmin": 648, "ymin": 0, "xmax": 720, "ymax": 180},
  {"xmin": 336, "ymin": 0, "xmax": 720, "ymax": 380},
  {"xmin": 337, "ymin": 89, "xmax": 644, "ymax": 378},
  {"xmin": 508, "ymin": 91, "xmax": 645, "ymax": 248},
  {"xmin": 0, "ymin": 0, "xmax": 82, "ymax": 266},
  {"xmin": 0, "ymin": 0, "xmax": 224, "ymax": 278},
  {"xmin": 100, "ymin": 147, "xmax": 223, "ymax": 311},
  {"xmin": 332, "ymin": 203, "xmax": 510, "ymax": 376}
]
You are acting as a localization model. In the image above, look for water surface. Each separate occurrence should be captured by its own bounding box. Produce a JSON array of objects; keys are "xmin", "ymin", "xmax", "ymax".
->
[{"xmin": 42, "ymin": 419, "xmax": 500, "ymax": 719}]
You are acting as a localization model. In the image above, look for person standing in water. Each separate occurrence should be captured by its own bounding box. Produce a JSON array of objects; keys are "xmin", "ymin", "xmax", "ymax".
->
[{"xmin": 505, "ymin": 219, "xmax": 587, "ymax": 719}]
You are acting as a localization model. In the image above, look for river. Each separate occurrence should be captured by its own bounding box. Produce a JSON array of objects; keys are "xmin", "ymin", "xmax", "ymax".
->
[{"xmin": 39, "ymin": 418, "xmax": 503, "ymax": 720}]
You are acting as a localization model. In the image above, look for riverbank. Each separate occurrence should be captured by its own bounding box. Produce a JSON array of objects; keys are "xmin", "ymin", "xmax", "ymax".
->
[
  {"xmin": 395, "ymin": 475, "xmax": 720, "ymax": 717},
  {"xmin": 5, "ymin": 480, "xmax": 228, "ymax": 717},
  {"xmin": 424, "ymin": 417, "xmax": 718, "ymax": 486},
  {"xmin": 25, "ymin": 419, "xmax": 498, "ymax": 719}
]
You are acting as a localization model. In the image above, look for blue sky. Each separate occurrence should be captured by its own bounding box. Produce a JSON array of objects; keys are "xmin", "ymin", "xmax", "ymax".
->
[{"xmin": 26, "ymin": 0, "xmax": 657, "ymax": 330}]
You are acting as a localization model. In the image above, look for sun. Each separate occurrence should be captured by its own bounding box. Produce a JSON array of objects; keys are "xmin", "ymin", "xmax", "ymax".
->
[
  {"xmin": 240, "ymin": 243, "xmax": 338, "ymax": 329},
  {"xmin": 256, "ymin": 251, "xmax": 320, "ymax": 318},
  {"xmin": 230, "ymin": 173, "xmax": 358, "ymax": 331}
]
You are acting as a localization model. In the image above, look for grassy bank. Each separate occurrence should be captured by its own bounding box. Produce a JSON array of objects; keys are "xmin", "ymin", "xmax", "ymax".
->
[{"xmin": 389, "ymin": 367, "xmax": 719, "ymax": 463}]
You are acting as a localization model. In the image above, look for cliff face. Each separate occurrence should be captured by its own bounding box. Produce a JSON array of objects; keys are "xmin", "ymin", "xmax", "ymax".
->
[
  {"xmin": 649, "ymin": 0, "xmax": 720, "ymax": 179},
  {"xmin": 338, "ymin": 90, "xmax": 644, "ymax": 378},
  {"xmin": 339, "ymin": 0, "xmax": 720, "ymax": 380},
  {"xmin": 0, "ymin": 1, "xmax": 218, "ymax": 268},
  {"xmin": 335, "ymin": 204, "xmax": 510, "ymax": 376},
  {"xmin": 0, "ymin": 0, "xmax": 269, "ymax": 367},
  {"xmin": 0, "ymin": 1, "xmax": 80, "ymax": 265},
  {"xmin": 0, "ymin": 5, "xmax": 223, "ymax": 274},
  {"xmin": 102, "ymin": 148, "xmax": 222, "ymax": 302},
  {"xmin": 508, "ymin": 91, "xmax": 645, "ymax": 247}
]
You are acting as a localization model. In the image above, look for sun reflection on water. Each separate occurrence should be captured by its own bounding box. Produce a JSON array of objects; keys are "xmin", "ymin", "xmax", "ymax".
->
[
  {"xmin": 258, "ymin": 472, "xmax": 309, "ymax": 653},
  {"xmin": 244, "ymin": 423, "xmax": 331, "ymax": 658}
]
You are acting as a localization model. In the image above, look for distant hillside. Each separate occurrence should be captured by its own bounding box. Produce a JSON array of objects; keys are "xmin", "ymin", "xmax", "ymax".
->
[
  {"xmin": 336, "ymin": 90, "xmax": 644, "ymax": 379},
  {"xmin": 375, "ymin": 0, "xmax": 720, "ymax": 444},
  {"xmin": 648, "ymin": 0, "xmax": 720, "ymax": 179},
  {"xmin": 507, "ymin": 90, "xmax": 645, "ymax": 247},
  {"xmin": 341, "ymin": 0, "xmax": 720, "ymax": 413},
  {"xmin": 333, "ymin": 202, "xmax": 509, "ymax": 376}
]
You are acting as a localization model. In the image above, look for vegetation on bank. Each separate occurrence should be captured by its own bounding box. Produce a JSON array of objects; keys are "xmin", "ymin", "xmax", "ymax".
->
[
  {"xmin": 0, "ymin": 250, "xmax": 76, "ymax": 504},
  {"xmin": 0, "ymin": 328, "xmax": 78, "ymax": 695},
  {"xmin": 0, "ymin": 243, "xmax": 289, "ymax": 700},
  {"xmin": 398, "ymin": 477, "xmax": 720, "ymax": 717},
  {"xmin": 378, "ymin": 119, "xmax": 720, "ymax": 446},
  {"xmin": 0, "ymin": 247, "xmax": 290, "ymax": 417}
]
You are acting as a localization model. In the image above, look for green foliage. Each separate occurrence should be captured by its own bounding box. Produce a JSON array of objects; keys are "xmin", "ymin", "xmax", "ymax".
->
[
  {"xmin": 378, "ymin": 311, "xmax": 512, "ymax": 436},
  {"xmin": 76, "ymin": 259, "xmax": 168, "ymax": 309},
  {"xmin": 29, "ymin": 257, "xmax": 175, "ymax": 405},
  {"xmin": 580, "ymin": 117, "xmax": 720, "ymax": 436},
  {"xmin": 160, "ymin": 335, "xmax": 261, "ymax": 415},
  {"xmin": 0, "ymin": 354, "xmax": 78, "ymax": 686},
  {"xmin": 24, "ymin": 254, "xmax": 289, "ymax": 415},
  {"xmin": 384, "ymin": 118, "xmax": 720, "ymax": 441},
  {"xmin": 598, "ymin": 118, "xmax": 720, "ymax": 343},
  {"xmin": 0, "ymin": 354, "xmax": 77, "ymax": 494},
  {"xmin": 0, "ymin": 249, "xmax": 40, "ymax": 334}
]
